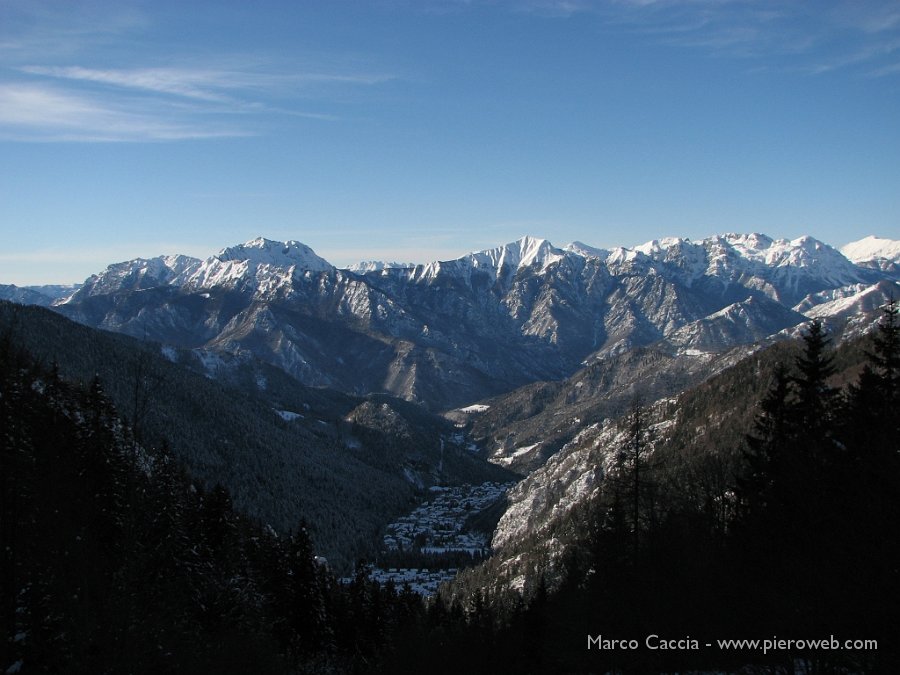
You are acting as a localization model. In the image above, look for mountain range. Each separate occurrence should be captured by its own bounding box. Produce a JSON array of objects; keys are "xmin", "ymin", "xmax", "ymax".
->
[{"xmin": 4, "ymin": 232, "xmax": 897, "ymax": 419}]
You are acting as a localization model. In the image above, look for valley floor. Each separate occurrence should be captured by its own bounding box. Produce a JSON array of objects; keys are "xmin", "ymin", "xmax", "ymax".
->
[{"xmin": 354, "ymin": 481, "xmax": 514, "ymax": 595}]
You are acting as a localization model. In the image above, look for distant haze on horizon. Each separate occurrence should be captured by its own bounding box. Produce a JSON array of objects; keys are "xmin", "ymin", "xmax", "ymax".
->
[{"xmin": 1, "ymin": 0, "xmax": 898, "ymax": 285}]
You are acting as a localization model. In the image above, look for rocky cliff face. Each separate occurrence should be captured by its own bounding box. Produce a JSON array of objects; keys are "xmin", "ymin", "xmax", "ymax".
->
[{"xmin": 50, "ymin": 233, "xmax": 896, "ymax": 413}]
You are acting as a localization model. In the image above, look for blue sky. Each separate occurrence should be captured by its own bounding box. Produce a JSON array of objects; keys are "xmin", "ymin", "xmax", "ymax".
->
[{"xmin": 1, "ymin": 0, "xmax": 899, "ymax": 284}]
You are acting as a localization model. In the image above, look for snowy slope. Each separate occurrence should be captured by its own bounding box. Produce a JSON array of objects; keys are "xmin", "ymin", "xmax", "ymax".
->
[
  {"xmin": 181, "ymin": 237, "xmax": 333, "ymax": 292},
  {"xmin": 840, "ymin": 236, "xmax": 900, "ymax": 274},
  {"xmin": 346, "ymin": 261, "xmax": 415, "ymax": 273},
  {"xmin": 414, "ymin": 236, "xmax": 567, "ymax": 285},
  {"xmin": 841, "ymin": 235, "xmax": 900, "ymax": 263},
  {"xmin": 63, "ymin": 254, "xmax": 201, "ymax": 303},
  {"xmin": 618, "ymin": 233, "xmax": 867, "ymax": 304},
  {"xmin": 798, "ymin": 280, "xmax": 900, "ymax": 321},
  {"xmin": 51, "ymin": 230, "xmax": 897, "ymax": 413},
  {"xmin": 564, "ymin": 241, "xmax": 609, "ymax": 259}
]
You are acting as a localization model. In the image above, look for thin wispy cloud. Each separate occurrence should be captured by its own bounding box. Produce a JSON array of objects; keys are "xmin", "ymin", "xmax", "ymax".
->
[
  {"xmin": 505, "ymin": 0, "xmax": 900, "ymax": 77},
  {"xmin": 19, "ymin": 65, "xmax": 396, "ymax": 102},
  {"xmin": 0, "ymin": 63, "xmax": 392, "ymax": 141},
  {"xmin": 0, "ymin": 3, "xmax": 395, "ymax": 142},
  {"xmin": 637, "ymin": 1, "xmax": 900, "ymax": 77},
  {"xmin": 0, "ymin": 82, "xmax": 249, "ymax": 142},
  {"xmin": 19, "ymin": 66, "xmax": 239, "ymax": 103},
  {"xmin": 842, "ymin": 3, "xmax": 900, "ymax": 34},
  {"xmin": 514, "ymin": 0, "xmax": 595, "ymax": 18},
  {"xmin": 868, "ymin": 60, "xmax": 900, "ymax": 77},
  {"xmin": 0, "ymin": 0, "xmax": 149, "ymax": 61},
  {"xmin": 802, "ymin": 35, "xmax": 900, "ymax": 75}
]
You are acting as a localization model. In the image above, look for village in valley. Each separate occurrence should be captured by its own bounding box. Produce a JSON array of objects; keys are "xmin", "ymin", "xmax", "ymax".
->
[{"xmin": 361, "ymin": 481, "xmax": 514, "ymax": 595}]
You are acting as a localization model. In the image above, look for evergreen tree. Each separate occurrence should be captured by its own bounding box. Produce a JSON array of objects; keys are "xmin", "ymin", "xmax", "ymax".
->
[
  {"xmin": 768, "ymin": 321, "xmax": 840, "ymax": 507},
  {"xmin": 849, "ymin": 297, "xmax": 900, "ymax": 447},
  {"xmin": 791, "ymin": 319, "xmax": 837, "ymax": 446},
  {"xmin": 840, "ymin": 300, "xmax": 900, "ymax": 643},
  {"xmin": 731, "ymin": 322, "xmax": 845, "ymax": 636},
  {"xmin": 870, "ymin": 296, "xmax": 900, "ymax": 399},
  {"xmin": 607, "ymin": 395, "xmax": 655, "ymax": 567},
  {"xmin": 285, "ymin": 523, "xmax": 328, "ymax": 658},
  {"xmin": 740, "ymin": 362, "xmax": 792, "ymax": 519}
]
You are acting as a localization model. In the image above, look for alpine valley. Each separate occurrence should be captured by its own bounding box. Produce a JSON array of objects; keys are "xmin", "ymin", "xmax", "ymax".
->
[{"xmin": 3, "ymin": 231, "xmax": 899, "ymax": 672}]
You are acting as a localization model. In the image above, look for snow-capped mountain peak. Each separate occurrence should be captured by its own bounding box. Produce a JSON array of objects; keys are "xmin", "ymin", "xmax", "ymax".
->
[
  {"xmin": 28, "ymin": 228, "xmax": 899, "ymax": 415},
  {"xmin": 62, "ymin": 253, "xmax": 202, "ymax": 303},
  {"xmin": 182, "ymin": 237, "xmax": 334, "ymax": 292},
  {"xmin": 633, "ymin": 236, "xmax": 687, "ymax": 256},
  {"xmin": 720, "ymin": 232, "xmax": 773, "ymax": 250},
  {"xmin": 514, "ymin": 235, "xmax": 564, "ymax": 269},
  {"xmin": 346, "ymin": 260, "xmax": 416, "ymax": 273},
  {"xmin": 700, "ymin": 233, "xmax": 865, "ymax": 300},
  {"xmin": 715, "ymin": 233, "xmax": 848, "ymax": 270},
  {"xmin": 472, "ymin": 236, "xmax": 566, "ymax": 274},
  {"xmin": 464, "ymin": 236, "xmax": 564, "ymax": 274},
  {"xmin": 215, "ymin": 237, "xmax": 333, "ymax": 271},
  {"xmin": 841, "ymin": 235, "xmax": 900, "ymax": 263},
  {"xmin": 564, "ymin": 241, "xmax": 608, "ymax": 259},
  {"xmin": 415, "ymin": 236, "xmax": 568, "ymax": 284}
]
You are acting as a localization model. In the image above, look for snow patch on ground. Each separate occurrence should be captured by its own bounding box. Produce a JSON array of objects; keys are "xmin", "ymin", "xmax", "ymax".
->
[
  {"xmin": 403, "ymin": 467, "xmax": 425, "ymax": 489},
  {"xmin": 800, "ymin": 283, "xmax": 891, "ymax": 320},
  {"xmin": 160, "ymin": 345, "xmax": 178, "ymax": 362},
  {"xmin": 492, "ymin": 442, "xmax": 542, "ymax": 467},
  {"xmin": 194, "ymin": 349, "xmax": 225, "ymax": 378},
  {"xmin": 275, "ymin": 409, "xmax": 304, "ymax": 422}
]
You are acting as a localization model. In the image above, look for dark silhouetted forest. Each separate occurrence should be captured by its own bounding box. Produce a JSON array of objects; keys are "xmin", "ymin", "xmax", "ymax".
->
[{"xmin": 2, "ymin": 304, "xmax": 898, "ymax": 673}]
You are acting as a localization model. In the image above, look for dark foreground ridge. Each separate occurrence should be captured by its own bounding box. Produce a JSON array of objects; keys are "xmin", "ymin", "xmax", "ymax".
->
[{"xmin": 3, "ymin": 302, "xmax": 899, "ymax": 672}]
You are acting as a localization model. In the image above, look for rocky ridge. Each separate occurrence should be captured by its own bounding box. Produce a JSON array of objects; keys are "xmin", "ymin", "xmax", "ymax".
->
[{"xmin": 20, "ymin": 233, "xmax": 897, "ymax": 419}]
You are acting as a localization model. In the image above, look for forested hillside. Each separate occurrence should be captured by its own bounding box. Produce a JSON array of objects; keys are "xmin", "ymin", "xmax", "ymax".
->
[
  {"xmin": 0, "ymin": 302, "xmax": 510, "ymax": 571},
  {"xmin": 435, "ymin": 307, "xmax": 900, "ymax": 672},
  {"xmin": 0, "ymin": 335, "xmax": 456, "ymax": 673},
  {"xmin": 4, "ymin": 302, "xmax": 897, "ymax": 672}
]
